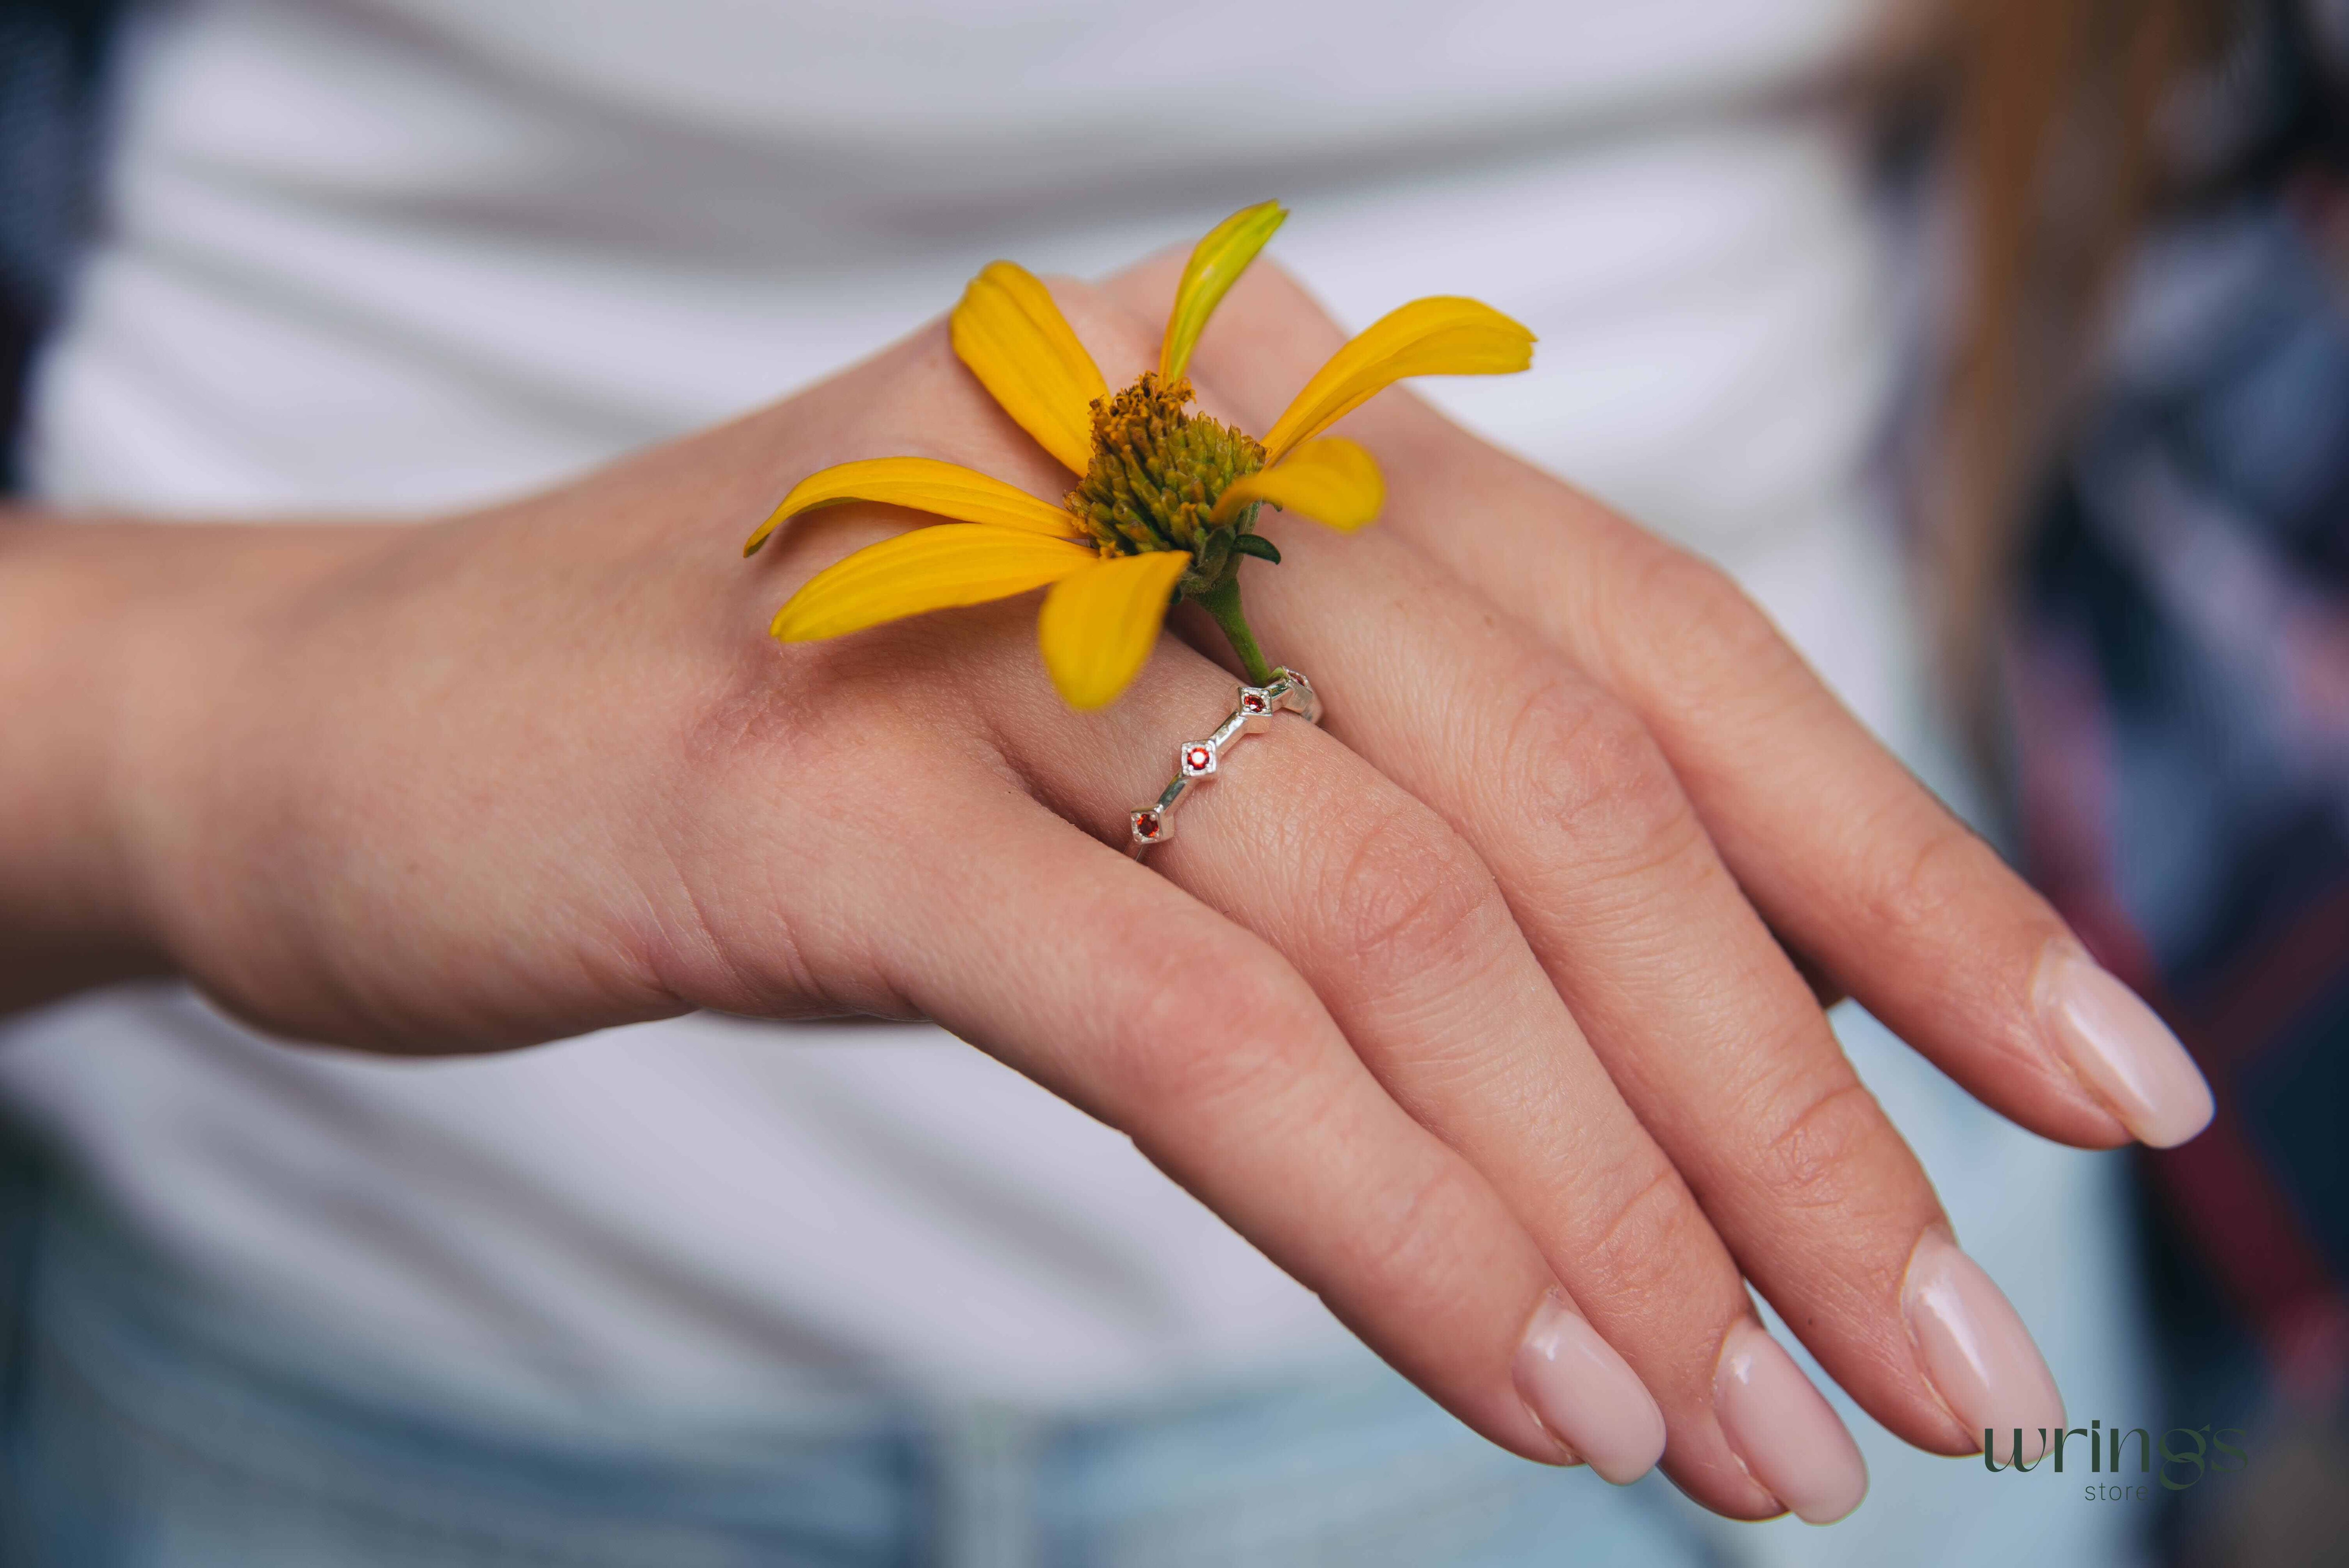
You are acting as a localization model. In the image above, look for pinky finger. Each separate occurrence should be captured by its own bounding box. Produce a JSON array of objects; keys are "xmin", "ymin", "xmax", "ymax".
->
[{"xmin": 840, "ymin": 777, "xmax": 1669, "ymax": 1484}]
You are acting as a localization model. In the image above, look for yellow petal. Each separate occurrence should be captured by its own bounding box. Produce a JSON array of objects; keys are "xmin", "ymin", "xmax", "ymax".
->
[
  {"xmin": 950, "ymin": 261, "xmax": 1109, "ymax": 475},
  {"xmin": 744, "ymin": 457, "xmax": 1080, "ymax": 556},
  {"xmin": 1259, "ymin": 297, "xmax": 1534, "ymax": 464},
  {"xmin": 1037, "ymin": 549, "xmax": 1191, "ymax": 710},
  {"xmin": 1159, "ymin": 200, "xmax": 1287, "ymax": 384},
  {"xmin": 1210, "ymin": 438, "xmax": 1384, "ymax": 533},
  {"xmin": 771, "ymin": 525, "xmax": 1098, "ymax": 641}
]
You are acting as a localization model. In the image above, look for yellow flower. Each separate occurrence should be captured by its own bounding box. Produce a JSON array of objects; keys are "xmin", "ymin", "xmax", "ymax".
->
[{"xmin": 745, "ymin": 201, "xmax": 1534, "ymax": 710}]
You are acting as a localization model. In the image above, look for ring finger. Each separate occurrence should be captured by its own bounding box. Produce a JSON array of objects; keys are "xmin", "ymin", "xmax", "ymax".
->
[
  {"xmin": 1223, "ymin": 509, "xmax": 2066, "ymax": 1471},
  {"xmin": 973, "ymin": 617, "xmax": 1860, "ymax": 1520}
]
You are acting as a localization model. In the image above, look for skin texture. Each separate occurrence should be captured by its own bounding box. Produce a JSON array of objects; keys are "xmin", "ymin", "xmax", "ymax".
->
[{"xmin": 0, "ymin": 256, "xmax": 2140, "ymax": 1520}]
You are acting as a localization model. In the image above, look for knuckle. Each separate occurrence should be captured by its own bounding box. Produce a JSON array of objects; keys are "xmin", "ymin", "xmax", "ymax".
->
[
  {"xmin": 1616, "ymin": 545, "xmax": 1798, "ymax": 699},
  {"xmin": 1094, "ymin": 931, "xmax": 1329, "ymax": 1122},
  {"xmin": 1036, "ymin": 272, "xmax": 1159, "ymax": 376},
  {"xmin": 864, "ymin": 321, "xmax": 975, "ymax": 429},
  {"xmin": 1319, "ymin": 797, "xmax": 1506, "ymax": 976},
  {"xmin": 1863, "ymin": 818, "xmax": 1993, "ymax": 950},
  {"xmin": 1754, "ymin": 1076, "xmax": 1887, "ymax": 1215},
  {"xmin": 1347, "ymin": 1156, "xmax": 1502, "ymax": 1293},
  {"xmin": 1499, "ymin": 672, "xmax": 1699, "ymax": 880},
  {"xmin": 1575, "ymin": 1154, "xmax": 1708, "ymax": 1313}
]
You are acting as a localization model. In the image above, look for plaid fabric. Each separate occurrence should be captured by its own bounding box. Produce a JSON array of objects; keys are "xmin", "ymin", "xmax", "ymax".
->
[
  {"xmin": 2002, "ymin": 0, "xmax": 2349, "ymax": 1541},
  {"xmin": 0, "ymin": 0, "xmax": 119, "ymax": 494}
]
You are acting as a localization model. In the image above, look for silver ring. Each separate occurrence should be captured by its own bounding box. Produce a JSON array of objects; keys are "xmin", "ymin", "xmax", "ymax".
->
[{"xmin": 1128, "ymin": 668, "xmax": 1321, "ymax": 858}]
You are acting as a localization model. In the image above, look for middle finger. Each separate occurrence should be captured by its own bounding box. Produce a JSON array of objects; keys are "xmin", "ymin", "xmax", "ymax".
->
[
  {"xmin": 1227, "ymin": 509, "xmax": 2066, "ymax": 1468},
  {"xmin": 987, "ymin": 621, "xmax": 1855, "ymax": 1521}
]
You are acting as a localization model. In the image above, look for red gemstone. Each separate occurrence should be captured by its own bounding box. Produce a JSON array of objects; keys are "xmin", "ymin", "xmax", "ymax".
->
[
  {"xmin": 1240, "ymin": 690, "xmax": 1268, "ymax": 714},
  {"xmin": 1185, "ymin": 746, "xmax": 1212, "ymax": 771},
  {"xmin": 1132, "ymin": 809, "xmax": 1163, "ymax": 841}
]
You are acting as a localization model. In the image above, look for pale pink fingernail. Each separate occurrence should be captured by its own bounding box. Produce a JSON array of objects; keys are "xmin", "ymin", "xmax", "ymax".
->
[
  {"xmin": 1713, "ymin": 1318, "xmax": 1868, "ymax": 1524},
  {"xmin": 2037, "ymin": 945, "xmax": 2214, "ymax": 1148},
  {"xmin": 1512, "ymin": 1291, "xmax": 1667, "ymax": 1484},
  {"xmin": 1903, "ymin": 1230, "xmax": 2066, "ymax": 1462}
]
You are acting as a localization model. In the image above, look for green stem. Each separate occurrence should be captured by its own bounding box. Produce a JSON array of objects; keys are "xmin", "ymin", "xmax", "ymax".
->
[{"xmin": 1195, "ymin": 566, "xmax": 1276, "ymax": 687}]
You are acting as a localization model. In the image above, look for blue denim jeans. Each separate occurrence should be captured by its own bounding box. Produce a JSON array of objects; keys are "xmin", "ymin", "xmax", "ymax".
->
[{"xmin": 0, "ymin": 1156, "xmax": 1710, "ymax": 1568}]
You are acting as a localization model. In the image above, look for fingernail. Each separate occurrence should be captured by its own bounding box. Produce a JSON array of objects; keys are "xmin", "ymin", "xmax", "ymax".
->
[
  {"xmin": 1902, "ymin": 1230, "xmax": 2066, "ymax": 1461},
  {"xmin": 1512, "ymin": 1291, "xmax": 1667, "ymax": 1484},
  {"xmin": 1712, "ymin": 1318, "xmax": 1869, "ymax": 1524},
  {"xmin": 2037, "ymin": 945, "xmax": 2214, "ymax": 1148}
]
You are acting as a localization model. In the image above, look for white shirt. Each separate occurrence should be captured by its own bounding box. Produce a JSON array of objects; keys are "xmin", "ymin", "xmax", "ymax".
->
[{"xmin": 5, "ymin": 0, "xmax": 1902, "ymax": 1420}]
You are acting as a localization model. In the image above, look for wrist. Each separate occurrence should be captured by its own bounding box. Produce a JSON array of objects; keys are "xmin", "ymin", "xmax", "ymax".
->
[
  {"xmin": 0, "ymin": 515, "xmax": 174, "ymax": 1006},
  {"xmin": 0, "ymin": 513, "xmax": 377, "ymax": 1013}
]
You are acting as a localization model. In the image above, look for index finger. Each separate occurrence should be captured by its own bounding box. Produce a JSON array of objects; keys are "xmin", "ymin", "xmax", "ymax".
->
[{"xmin": 1118, "ymin": 256, "xmax": 2213, "ymax": 1157}]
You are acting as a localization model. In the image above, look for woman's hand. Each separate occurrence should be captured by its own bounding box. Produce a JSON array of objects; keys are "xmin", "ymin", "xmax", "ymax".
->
[{"xmin": 0, "ymin": 262, "xmax": 2208, "ymax": 1522}]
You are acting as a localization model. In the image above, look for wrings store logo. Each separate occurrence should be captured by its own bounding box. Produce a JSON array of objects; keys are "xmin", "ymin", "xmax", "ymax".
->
[{"xmin": 1984, "ymin": 1420, "xmax": 2249, "ymax": 1499}]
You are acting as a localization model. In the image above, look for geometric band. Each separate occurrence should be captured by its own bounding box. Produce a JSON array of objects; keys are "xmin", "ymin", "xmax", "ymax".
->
[{"xmin": 1128, "ymin": 667, "xmax": 1321, "ymax": 857}]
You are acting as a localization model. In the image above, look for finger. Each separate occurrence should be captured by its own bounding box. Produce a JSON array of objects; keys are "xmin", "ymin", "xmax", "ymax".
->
[
  {"xmin": 1224, "ymin": 510, "xmax": 2067, "ymax": 1472},
  {"xmin": 1104, "ymin": 254, "xmax": 2212, "ymax": 1154},
  {"xmin": 707, "ymin": 685, "xmax": 1624, "ymax": 1474},
  {"xmin": 1038, "ymin": 276, "xmax": 1879, "ymax": 1511},
  {"xmin": 720, "ymin": 293, "xmax": 1672, "ymax": 1486},
  {"xmin": 975, "ymin": 617, "xmax": 1860, "ymax": 1517},
  {"xmin": 1018, "ymin": 283, "xmax": 1854, "ymax": 1511}
]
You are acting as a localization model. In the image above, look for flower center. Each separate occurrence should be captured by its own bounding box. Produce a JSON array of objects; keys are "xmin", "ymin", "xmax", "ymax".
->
[{"xmin": 1065, "ymin": 373, "xmax": 1264, "ymax": 557}]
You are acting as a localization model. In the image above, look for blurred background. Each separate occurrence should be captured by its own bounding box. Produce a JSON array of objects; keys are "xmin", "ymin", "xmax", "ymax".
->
[{"xmin": 0, "ymin": 0, "xmax": 2343, "ymax": 1564}]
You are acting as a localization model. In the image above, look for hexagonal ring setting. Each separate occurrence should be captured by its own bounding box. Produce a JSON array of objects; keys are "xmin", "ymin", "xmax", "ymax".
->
[{"xmin": 1128, "ymin": 668, "xmax": 1320, "ymax": 856}]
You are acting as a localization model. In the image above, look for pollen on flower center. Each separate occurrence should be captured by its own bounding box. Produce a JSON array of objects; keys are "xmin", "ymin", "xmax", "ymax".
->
[{"xmin": 1065, "ymin": 373, "xmax": 1264, "ymax": 557}]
